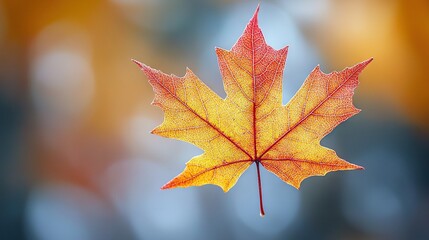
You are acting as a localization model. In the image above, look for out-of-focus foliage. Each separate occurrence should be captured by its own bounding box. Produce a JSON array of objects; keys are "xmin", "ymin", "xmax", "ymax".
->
[
  {"xmin": 0, "ymin": 0, "xmax": 428, "ymax": 240},
  {"xmin": 298, "ymin": 0, "xmax": 429, "ymax": 128}
]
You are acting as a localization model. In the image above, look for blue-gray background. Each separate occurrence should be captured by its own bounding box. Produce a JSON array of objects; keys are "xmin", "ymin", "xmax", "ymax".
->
[{"xmin": 1, "ymin": 0, "xmax": 428, "ymax": 239}]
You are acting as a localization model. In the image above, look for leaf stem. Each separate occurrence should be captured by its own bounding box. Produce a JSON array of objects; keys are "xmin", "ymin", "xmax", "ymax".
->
[{"xmin": 256, "ymin": 161, "xmax": 265, "ymax": 217}]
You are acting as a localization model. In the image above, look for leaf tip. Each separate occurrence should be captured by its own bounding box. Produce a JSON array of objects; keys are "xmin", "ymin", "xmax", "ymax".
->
[
  {"xmin": 251, "ymin": 4, "xmax": 260, "ymax": 24},
  {"xmin": 215, "ymin": 47, "xmax": 227, "ymax": 55},
  {"xmin": 131, "ymin": 59, "xmax": 144, "ymax": 68},
  {"xmin": 220, "ymin": 184, "xmax": 232, "ymax": 193},
  {"xmin": 281, "ymin": 45, "xmax": 289, "ymax": 52},
  {"xmin": 150, "ymin": 128, "xmax": 157, "ymax": 134},
  {"xmin": 161, "ymin": 181, "xmax": 173, "ymax": 190},
  {"xmin": 355, "ymin": 57, "xmax": 373, "ymax": 71},
  {"xmin": 349, "ymin": 162, "xmax": 365, "ymax": 170},
  {"xmin": 185, "ymin": 67, "xmax": 194, "ymax": 77},
  {"xmin": 314, "ymin": 64, "xmax": 321, "ymax": 72},
  {"xmin": 362, "ymin": 57, "xmax": 373, "ymax": 66},
  {"xmin": 132, "ymin": 59, "xmax": 156, "ymax": 74},
  {"xmin": 289, "ymin": 181, "xmax": 302, "ymax": 190}
]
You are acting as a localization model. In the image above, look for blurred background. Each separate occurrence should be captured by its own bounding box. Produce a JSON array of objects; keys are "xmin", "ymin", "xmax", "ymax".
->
[{"xmin": 1, "ymin": 0, "xmax": 428, "ymax": 239}]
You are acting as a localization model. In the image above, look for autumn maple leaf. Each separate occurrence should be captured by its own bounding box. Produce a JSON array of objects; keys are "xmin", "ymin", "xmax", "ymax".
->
[{"xmin": 133, "ymin": 6, "xmax": 372, "ymax": 216}]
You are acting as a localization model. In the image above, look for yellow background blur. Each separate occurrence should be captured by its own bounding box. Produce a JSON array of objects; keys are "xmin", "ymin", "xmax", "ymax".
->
[{"xmin": 0, "ymin": 0, "xmax": 428, "ymax": 239}]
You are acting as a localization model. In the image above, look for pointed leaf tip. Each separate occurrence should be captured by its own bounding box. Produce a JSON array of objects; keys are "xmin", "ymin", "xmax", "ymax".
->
[
  {"xmin": 160, "ymin": 182, "xmax": 171, "ymax": 190},
  {"xmin": 357, "ymin": 57, "xmax": 373, "ymax": 67},
  {"xmin": 131, "ymin": 59, "xmax": 144, "ymax": 68},
  {"xmin": 361, "ymin": 57, "xmax": 373, "ymax": 68},
  {"xmin": 249, "ymin": 4, "xmax": 260, "ymax": 25}
]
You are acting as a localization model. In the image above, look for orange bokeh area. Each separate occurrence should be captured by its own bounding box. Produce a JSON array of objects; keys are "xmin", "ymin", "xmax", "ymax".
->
[{"xmin": 0, "ymin": 0, "xmax": 428, "ymax": 239}]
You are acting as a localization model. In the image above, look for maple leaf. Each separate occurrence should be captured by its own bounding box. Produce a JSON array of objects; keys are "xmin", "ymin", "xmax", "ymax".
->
[{"xmin": 133, "ymin": 6, "xmax": 372, "ymax": 216}]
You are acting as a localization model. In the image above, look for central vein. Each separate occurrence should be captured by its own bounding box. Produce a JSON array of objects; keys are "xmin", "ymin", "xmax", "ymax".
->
[{"xmin": 251, "ymin": 16, "xmax": 257, "ymax": 160}]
